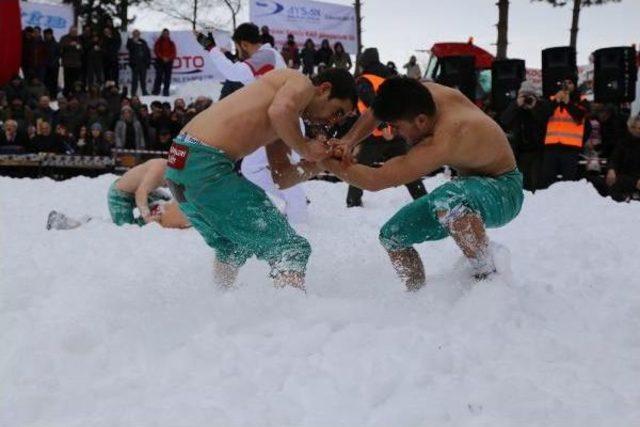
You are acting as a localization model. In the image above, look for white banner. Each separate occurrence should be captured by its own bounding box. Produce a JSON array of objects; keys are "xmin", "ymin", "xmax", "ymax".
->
[
  {"xmin": 118, "ymin": 30, "xmax": 233, "ymax": 88},
  {"xmin": 249, "ymin": 0, "xmax": 357, "ymax": 54},
  {"xmin": 20, "ymin": 1, "xmax": 74, "ymax": 41}
]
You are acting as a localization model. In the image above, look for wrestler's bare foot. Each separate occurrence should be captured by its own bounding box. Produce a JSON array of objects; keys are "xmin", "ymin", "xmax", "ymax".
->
[
  {"xmin": 443, "ymin": 211, "xmax": 496, "ymax": 279},
  {"xmin": 213, "ymin": 258, "xmax": 239, "ymax": 289},
  {"xmin": 387, "ymin": 247, "xmax": 426, "ymax": 291},
  {"xmin": 272, "ymin": 271, "xmax": 306, "ymax": 292}
]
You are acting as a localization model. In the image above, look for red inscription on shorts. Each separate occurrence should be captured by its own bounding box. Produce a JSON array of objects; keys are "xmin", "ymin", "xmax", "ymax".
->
[{"xmin": 168, "ymin": 143, "xmax": 189, "ymax": 169}]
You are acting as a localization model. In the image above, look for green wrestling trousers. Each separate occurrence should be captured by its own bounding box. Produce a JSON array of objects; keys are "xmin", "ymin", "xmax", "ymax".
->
[
  {"xmin": 164, "ymin": 134, "xmax": 311, "ymax": 275},
  {"xmin": 380, "ymin": 169, "xmax": 524, "ymax": 251},
  {"xmin": 107, "ymin": 180, "xmax": 170, "ymax": 226}
]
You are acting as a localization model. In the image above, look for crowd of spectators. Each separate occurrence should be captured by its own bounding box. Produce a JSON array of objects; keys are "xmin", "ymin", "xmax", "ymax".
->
[
  {"xmin": 499, "ymin": 78, "xmax": 640, "ymax": 201},
  {"xmin": 3, "ymin": 18, "xmax": 639, "ymax": 203},
  {"xmin": 0, "ymin": 75, "xmax": 215, "ymax": 156}
]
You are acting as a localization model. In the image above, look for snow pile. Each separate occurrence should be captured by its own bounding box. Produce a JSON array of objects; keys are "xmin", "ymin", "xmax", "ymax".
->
[{"xmin": 1, "ymin": 175, "xmax": 639, "ymax": 426}]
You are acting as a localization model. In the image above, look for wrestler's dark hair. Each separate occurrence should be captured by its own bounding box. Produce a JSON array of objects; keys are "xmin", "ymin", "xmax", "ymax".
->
[
  {"xmin": 312, "ymin": 68, "xmax": 357, "ymax": 107},
  {"xmin": 372, "ymin": 76, "xmax": 436, "ymax": 121},
  {"xmin": 232, "ymin": 23, "xmax": 261, "ymax": 44}
]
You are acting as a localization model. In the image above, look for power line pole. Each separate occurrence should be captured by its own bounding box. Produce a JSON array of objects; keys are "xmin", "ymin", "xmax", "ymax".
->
[{"xmin": 354, "ymin": 0, "xmax": 363, "ymax": 59}]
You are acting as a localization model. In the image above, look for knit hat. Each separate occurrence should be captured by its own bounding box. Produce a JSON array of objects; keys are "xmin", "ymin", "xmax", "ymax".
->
[{"xmin": 90, "ymin": 122, "xmax": 102, "ymax": 132}]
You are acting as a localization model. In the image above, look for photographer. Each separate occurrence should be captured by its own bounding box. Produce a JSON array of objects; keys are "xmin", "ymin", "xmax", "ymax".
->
[
  {"xmin": 589, "ymin": 114, "xmax": 640, "ymax": 202},
  {"xmin": 500, "ymin": 81, "xmax": 546, "ymax": 191},
  {"xmin": 539, "ymin": 77, "xmax": 589, "ymax": 188}
]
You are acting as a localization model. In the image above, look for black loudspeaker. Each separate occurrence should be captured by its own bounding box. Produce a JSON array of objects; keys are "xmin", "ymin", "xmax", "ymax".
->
[
  {"xmin": 593, "ymin": 46, "xmax": 637, "ymax": 103},
  {"xmin": 542, "ymin": 46, "xmax": 577, "ymax": 98},
  {"xmin": 436, "ymin": 55, "xmax": 477, "ymax": 101},
  {"xmin": 491, "ymin": 59, "xmax": 526, "ymax": 111}
]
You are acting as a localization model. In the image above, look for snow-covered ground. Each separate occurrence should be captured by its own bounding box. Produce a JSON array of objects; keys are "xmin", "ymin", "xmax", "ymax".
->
[{"xmin": 1, "ymin": 175, "xmax": 639, "ymax": 426}]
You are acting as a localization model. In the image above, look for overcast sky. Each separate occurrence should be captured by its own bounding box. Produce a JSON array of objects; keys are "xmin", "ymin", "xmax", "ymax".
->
[{"xmin": 134, "ymin": 0, "xmax": 639, "ymax": 69}]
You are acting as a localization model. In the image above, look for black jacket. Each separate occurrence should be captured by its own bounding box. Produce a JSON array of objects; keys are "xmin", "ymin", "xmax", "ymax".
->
[
  {"xmin": 500, "ymin": 100, "xmax": 547, "ymax": 152},
  {"xmin": 608, "ymin": 131, "xmax": 640, "ymax": 178},
  {"xmin": 127, "ymin": 38, "xmax": 151, "ymax": 69}
]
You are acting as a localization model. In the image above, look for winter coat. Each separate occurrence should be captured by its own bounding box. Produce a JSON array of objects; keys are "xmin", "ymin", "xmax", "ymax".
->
[
  {"xmin": 315, "ymin": 47, "xmax": 333, "ymax": 67},
  {"xmin": 154, "ymin": 37, "xmax": 177, "ymax": 62},
  {"xmin": 115, "ymin": 118, "xmax": 145, "ymax": 149},
  {"xmin": 333, "ymin": 52, "xmax": 351, "ymax": 70},
  {"xmin": 59, "ymin": 34, "xmax": 83, "ymax": 68},
  {"xmin": 127, "ymin": 38, "xmax": 151, "ymax": 70}
]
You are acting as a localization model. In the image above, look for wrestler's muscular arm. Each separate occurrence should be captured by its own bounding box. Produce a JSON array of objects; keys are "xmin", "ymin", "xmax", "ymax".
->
[
  {"xmin": 135, "ymin": 159, "xmax": 168, "ymax": 223},
  {"xmin": 323, "ymin": 137, "xmax": 447, "ymax": 191},
  {"xmin": 266, "ymin": 140, "xmax": 323, "ymax": 189},
  {"xmin": 267, "ymin": 73, "xmax": 328, "ymax": 162}
]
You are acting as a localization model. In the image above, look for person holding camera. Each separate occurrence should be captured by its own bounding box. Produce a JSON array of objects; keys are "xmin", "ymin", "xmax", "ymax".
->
[
  {"xmin": 500, "ymin": 81, "xmax": 546, "ymax": 191},
  {"xmin": 588, "ymin": 114, "xmax": 640, "ymax": 202},
  {"xmin": 539, "ymin": 77, "xmax": 589, "ymax": 188}
]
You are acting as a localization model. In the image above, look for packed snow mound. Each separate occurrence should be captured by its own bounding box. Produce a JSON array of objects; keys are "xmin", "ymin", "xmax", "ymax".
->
[{"xmin": 1, "ymin": 175, "xmax": 639, "ymax": 426}]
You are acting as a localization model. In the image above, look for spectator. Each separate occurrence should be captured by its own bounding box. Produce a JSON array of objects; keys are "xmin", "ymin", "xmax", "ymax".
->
[
  {"xmin": 315, "ymin": 39, "xmax": 333, "ymax": 69},
  {"xmin": 403, "ymin": 55, "xmax": 421, "ymax": 79},
  {"xmin": 500, "ymin": 81, "xmax": 547, "ymax": 191},
  {"xmin": 59, "ymin": 96, "xmax": 86, "ymax": 136},
  {"xmin": 69, "ymin": 80, "xmax": 88, "ymax": 105},
  {"xmin": 386, "ymin": 61, "xmax": 399, "ymax": 76},
  {"xmin": 59, "ymin": 26, "xmax": 83, "ymax": 94},
  {"xmin": 332, "ymin": 42, "xmax": 351, "ymax": 71},
  {"xmin": 75, "ymin": 125, "xmax": 90, "ymax": 154},
  {"xmin": 80, "ymin": 24, "xmax": 93, "ymax": 87},
  {"xmin": 300, "ymin": 39, "xmax": 316, "ymax": 76},
  {"xmin": 173, "ymin": 97, "xmax": 186, "ymax": 113},
  {"xmin": 136, "ymin": 104, "xmax": 152, "ymax": 146},
  {"xmin": 152, "ymin": 29, "xmax": 176, "ymax": 97},
  {"xmin": 540, "ymin": 77, "xmax": 589, "ymax": 187},
  {"xmin": 155, "ymin": 127, "xmax": 173, "ymax": 151},
  {"xmin": 29, "ymin": 120, "xmax": 58, "ymax": 153},
  {"xmin": 33, "ymin": 95, "xmax": 56, "ymax": 124},
  {"xmin": 43, "ymin": 29, "xmax": 61, "ymax": 98},
  {"xmin": 102, "ymin": 19, "xmax": 122, "ymax": 84},
  {"xmin": 193, "ymin": 96, "xmax": 212, "ymax": 113},
  {"xmin": 0, "ymin": 119, "xmax": 29, "ymax": 153},
  {"xmin": 86, "ymin": 33, "xmax": 104, "ymax": 86},
  {"xmin": 115, "ymin": 105, "xmax": 145, "ymax": 149},
  {"xmin": 54, "ymin": 123, "xmax": 77, "ymax": 154},
  {"xmin": 127, "ymin": 30, "xmax": 151, "ymax": 96},
  {"xmin": 95, "ymin": 99, "xmax": 114, "ymax": 131},
  {"xmin": 357, "ymin": 48, "xmax": 393, "ymax": 77},
  {"xmin": 281, "ymin": 34, "xmax": 300, "ymax": 69},
  {"xmin": 25, "ymin": 77, "xmax": 48, "ymax": 107},
  {"xmin": 103, "ymin": 81, "xmax": 123, "ymax": 117},
  {"xmin": 87, "ymin": 122, "xmax": 112, "ymax": 156},
  {"xmin": 104, "ymin": 130, "xmax": 116, "ymax": 148},
  {"xmin": 21, "ymin": 27, "xmax": 36, "ymax": 80},
  {"xmin": 5, "ymin": 75, "xmax": 29, "ymax": 105},
  {"xmin": 260, "ymin": 26, "xmax": 275, "ymax": 47},
  {"xmin": 589, "ymin": 114, "xmax": 640, "ymax": 202},
  {"xmin": 6, "ymin": 98, "xmax": 33, "ymax": 131}
]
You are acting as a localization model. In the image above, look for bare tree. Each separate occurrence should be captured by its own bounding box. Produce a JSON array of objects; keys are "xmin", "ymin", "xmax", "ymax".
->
[
  {"xmin": 151, "ymin": 0, "xmax": 226, "ymax": 31},
  {"xmin": 496, "ymin": 0, "xmax": 510, "ymax": 59},
  {"xmin": 532, "ymin": 0, "xmax": 622, "ymax": 50},
  {"xmin": 219, "ymin": 0, "xmax": 241, "ymax": 31}
]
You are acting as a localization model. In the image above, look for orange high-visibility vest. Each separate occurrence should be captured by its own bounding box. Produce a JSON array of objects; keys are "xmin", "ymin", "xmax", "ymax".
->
[
  {"xmin": 544, "ymin": 105, "xmax": 585, "ymax": 148},
  {"xmin": 357, "ymin": 73, "xmax": 387, "ymax": 137}
]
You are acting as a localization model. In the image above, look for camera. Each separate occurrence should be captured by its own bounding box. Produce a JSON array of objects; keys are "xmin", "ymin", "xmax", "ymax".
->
[{"xmin": 523, "ymin": 95, "xmax": 536, "ymax": 107}]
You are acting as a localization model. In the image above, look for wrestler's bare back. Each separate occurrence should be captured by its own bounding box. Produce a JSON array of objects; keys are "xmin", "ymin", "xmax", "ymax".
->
[
  {"xmin": 423, "ymin": 82, "xmax": 515, "ymax": 176},
  {"xmin": 181, "ymin": 69, "xmax": 311, "ymax": 160}
]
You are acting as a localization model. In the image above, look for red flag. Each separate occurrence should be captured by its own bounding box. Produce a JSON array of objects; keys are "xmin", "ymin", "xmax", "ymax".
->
[{"xmin": 0, "ymin": 0, "xmax": 23, "ymax": 86}]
